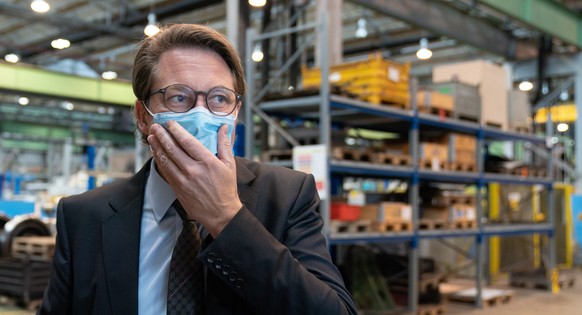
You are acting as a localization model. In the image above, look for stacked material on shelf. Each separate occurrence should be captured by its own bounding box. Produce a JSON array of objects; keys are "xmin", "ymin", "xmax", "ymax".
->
[
  {"xmin": 430, "ymin": 81, "xmax": 481, "ymax": 123},
  {"xmin": 361, "ymin": 202, "xmax": 413, "ymax": 233},
  {"xmin": 11, "ymin": 236, "xmax": 55, "ymax": 262},
  {"xmin": 433, "ymin": 59, "xmax": 509, "ymax": 130},
  {"xmin": 302, "ymin": 52, "xmax": 410, "ymax": 107},
  {"xmin": 420, "ymin": 188, "xmax": 477, "ymax": 230},
  {"xmin": 418, "ymin": 142, "xmax": 449, "ymax": 171},
  {"xmin": 446, "ymin": 133, "xmax": 477, "ymax": 172},
  {"xmin": 416, "ymin": 89, "xmax": 454, "ymax": 116}
]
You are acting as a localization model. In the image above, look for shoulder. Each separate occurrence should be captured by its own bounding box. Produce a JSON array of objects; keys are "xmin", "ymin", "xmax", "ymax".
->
[{"xmin": 235, "ymin": 157, "xmax": 313, "ymax": 184}]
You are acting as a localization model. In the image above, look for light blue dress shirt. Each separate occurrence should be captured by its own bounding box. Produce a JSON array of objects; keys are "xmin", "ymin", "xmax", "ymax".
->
[{"xmin": 138, "ymin": 160, "xmax": 182, "ymax": 315}]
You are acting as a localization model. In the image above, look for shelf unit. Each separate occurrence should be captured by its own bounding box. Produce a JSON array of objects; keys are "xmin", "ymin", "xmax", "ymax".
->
[{"xmin": 244, "ymin": 16, "xmax": 556, "ymax": 314}]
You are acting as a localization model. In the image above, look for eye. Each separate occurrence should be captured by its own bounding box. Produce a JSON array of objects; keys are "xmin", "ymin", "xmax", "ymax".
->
[
  {"xmin": 164, "ymin": 85, "xmax": 194, "ymax": 109},
  {"xmin": 207, "ymin": 89, "xmax": 233, "ymax": 108}
]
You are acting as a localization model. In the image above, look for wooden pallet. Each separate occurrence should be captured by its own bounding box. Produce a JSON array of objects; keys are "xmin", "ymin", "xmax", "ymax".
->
[
  {"xmin": 419, "ymin": 159, "xmax": 448, "ymax": 171},
  {"xmin": 417, "ymin": 303, "xmax": 446, "ymax": 315},
  {"xmin": 447, "ymin": 161, "xmax": 476, "ymax": 172},
  {"xmin": 447, "ymin": 288, "xmax": 513, "ymax": 308},
  {"xmin": 511, "ymin": 124, "xmax": 532, "ymax": 134},
  {"xmin": 332, "ymin": 147, "xmax": 374, "ymax": 162},
  {"xmin": 449, "ymin": 220, "xmax": 477, "ymax": 230},
  {"xmin": 418, "ymin": 218, "xmax": 448, "ymax": 230},
  {"xmin": 418, "ymin": 106, "xmax": 453, "ymax": 118},
  {"xmin": 11, "ymin": 236, "xmax": 55, "ymax": 262},
  {"xmin": 511, "ymin": 273, "xmax": 576, "ymax": 290},
  {"xmin": 373, "ymin": 220, "xmax": 413, "ymax": 232},
  {"xmin": 440, "ymin": 195, "xmax": 475, "ymax": 205},
  {"xmin": 484, "ymin": 121, "xmax": 503, "ymax": 129},
  {"xmin": 372, "ymin": 152, "xmax": 412, "ymax": 166},
  {"xmin": 329, "ymin": 220, "xmax": 371, "ymax": 234}
]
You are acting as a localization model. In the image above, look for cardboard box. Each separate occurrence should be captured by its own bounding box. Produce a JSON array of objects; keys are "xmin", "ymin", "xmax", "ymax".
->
[
  {"xmin": 433, "ymin": 60, "xmax": 508, "ymax": 129},
  {"xmin": 416, "ymin": 90, "xmax": 454, "ymax": 112},
  {"xmin": 450, "ymin": 204, "xmax": 476, "ymax": 222},
  {"xmin": 419, "ymin": 142, "xmax": 448, "ymax": 162},
  {"xmin": 361, "ymin": 202, "xmax": 412, "ymax": 222}
]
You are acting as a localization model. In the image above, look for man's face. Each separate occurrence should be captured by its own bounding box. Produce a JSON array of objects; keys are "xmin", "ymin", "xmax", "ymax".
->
[{"xmin": 135, "ymin": 47, "xmax": 241, "ymax": 139}]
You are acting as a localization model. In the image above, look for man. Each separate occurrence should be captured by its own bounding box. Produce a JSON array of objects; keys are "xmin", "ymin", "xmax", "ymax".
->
[{"xmin": 38, "ymin": 24, "xmax": 357, "ymax": 315}]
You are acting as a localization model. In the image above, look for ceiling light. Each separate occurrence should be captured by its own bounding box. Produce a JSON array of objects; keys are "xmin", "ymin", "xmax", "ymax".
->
[
  {"xmin": 18, "ymin": 97, "xmax": 29, "ymax": 106},
  {"xmin": 144, "ymin": 13, "xmax": 160, "ymax": 37},
  {"xmin": 251, "ymin": 44, "xmax": 264, "ymax": 62},
  {"xmin": 355, "ymin": 18, "xmax": 368, "ymax": 39},
  {"xmin": 4, "ymin": 53, "xmax": 20, "ymax": 63},
  {"xmin": 31, "ymin": 0, "xmax": 50, "ymax": 13},
  {"xmin": 51, "ymin": 38, "xmax": 70, "ymax": 49},
  {"xmin": 62, "ymin": 101, "xmax": 74, "ymax": 111},
  {"xmin": 518, "ymin": 81, "xmax": 533, "ymax": 91},
  {"xmin": 557, "ymin": 123, "xmax": 569, "ymax": 132},
  {"xmin": 559, "ymin": 90, "xmax": 569, "ymax": 101},
  {"xmin": 416, "ymin": 38, "xmax": 432, "ymax": 60},
  {"xmin": 102, "ymin": 71, "xmax": 118, "ymax": 80},
  {"xmin": 249, "ymin": 0, "xmax": 267, "ymax": 7}
]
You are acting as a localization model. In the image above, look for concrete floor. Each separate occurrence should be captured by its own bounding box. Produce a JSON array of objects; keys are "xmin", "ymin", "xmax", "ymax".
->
[
  {"xmin": 445, "ymin": 268, "xmax": 582, "ymax": 315},
  {"xmin": 0, "ymin": 269, "xmax": 580, "ymax": 314}
]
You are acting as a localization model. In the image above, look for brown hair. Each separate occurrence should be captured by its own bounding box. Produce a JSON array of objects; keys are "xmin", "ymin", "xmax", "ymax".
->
[
  {"xmin": 132, "ymin": 23, "xmax": 245, "ymax": 100},
  {"xmin": 132, "ymin": 24, "xmax": 245, "ymax": 143}
]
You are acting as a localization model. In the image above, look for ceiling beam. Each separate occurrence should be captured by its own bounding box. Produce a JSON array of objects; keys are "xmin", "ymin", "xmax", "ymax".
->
[
  {"xmin": 0, "ymin": 2, "xmax": 142, "ymax": 40},
  {"xmin": 2, "ymin": 0, "xmax": 222, "ymax": 59},
  {"xmin": 349, "ymin": 0, "xmax": 536, "ymax": 60},
  {"xmin": 479, "ymin": 0, "xmax": 582, "ymax": 49}
]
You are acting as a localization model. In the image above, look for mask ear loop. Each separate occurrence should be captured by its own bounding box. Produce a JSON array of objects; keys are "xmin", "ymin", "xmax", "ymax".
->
[{"xmin": 141, "ymin": 100, "xmax": 156, "ymax": 117}]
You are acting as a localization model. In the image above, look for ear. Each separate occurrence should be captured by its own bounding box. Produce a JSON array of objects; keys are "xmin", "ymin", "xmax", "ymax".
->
[
  {"xmin": 134, "ymin": 100, "xmax": 152, "ymax": 137},
  {"xmin": 233, "ymin": 101, "xmax": 242, "ymax": 120}
]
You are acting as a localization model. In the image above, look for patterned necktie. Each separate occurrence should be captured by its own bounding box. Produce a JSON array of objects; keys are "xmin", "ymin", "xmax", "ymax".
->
[{"xmin": 167, "ymin": 200, "xmax": 204, "ymax": 314}]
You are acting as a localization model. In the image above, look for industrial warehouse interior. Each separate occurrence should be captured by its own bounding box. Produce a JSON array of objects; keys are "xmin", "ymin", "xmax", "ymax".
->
[{"xmin": 0, "ymin": 0, "xmax": 582, "ymax": 314}]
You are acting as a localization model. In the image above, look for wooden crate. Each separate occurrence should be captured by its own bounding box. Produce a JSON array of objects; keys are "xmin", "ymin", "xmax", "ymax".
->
[
  {"xmin": 11, "ymin": 236, "xmax": 55, "ymax": 262},
  {"xmin": 419, "ymin": 142, "xmax": 448, "ymax": 163},
  {"xmin": 416, "ymin": 90, "xmax": 454, "ymax": 112},
  {"xmin": 361, "ymin": 202, "xmax": 412, "ymax": 222}
]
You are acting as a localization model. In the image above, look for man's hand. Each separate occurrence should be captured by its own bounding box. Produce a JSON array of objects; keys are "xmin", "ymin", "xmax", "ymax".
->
[{"xmin": 147, "ymin": 120, "xmax": 242, "ymax": 237}]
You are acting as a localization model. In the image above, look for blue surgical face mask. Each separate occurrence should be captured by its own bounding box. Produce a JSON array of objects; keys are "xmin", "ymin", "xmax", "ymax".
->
[{"xmin": 146, "ymin": 106, "xmax": 236, "ymax": 155}]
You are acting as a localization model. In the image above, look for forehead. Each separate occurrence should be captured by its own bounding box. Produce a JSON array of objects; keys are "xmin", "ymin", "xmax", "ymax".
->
[{"xmin": 154, "ymin": 47, "xmax": 234, "ymax": 90}]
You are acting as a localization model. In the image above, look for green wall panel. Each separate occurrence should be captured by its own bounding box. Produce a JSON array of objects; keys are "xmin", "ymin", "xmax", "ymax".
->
[{"xmin": 0, "ymin": 63, "xmax": 135, "ymax": 106}]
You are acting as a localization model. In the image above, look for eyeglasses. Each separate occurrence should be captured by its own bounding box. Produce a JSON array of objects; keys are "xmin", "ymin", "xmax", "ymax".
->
[{"xmin": 147, "ymin": 84, "xmax": 241, "ymax": 116}]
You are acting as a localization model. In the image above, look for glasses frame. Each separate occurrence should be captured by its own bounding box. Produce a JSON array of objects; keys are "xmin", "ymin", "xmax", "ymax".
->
[{"xmin": 145, "ymin": 84, "xmax": 242, "ymax": 116}]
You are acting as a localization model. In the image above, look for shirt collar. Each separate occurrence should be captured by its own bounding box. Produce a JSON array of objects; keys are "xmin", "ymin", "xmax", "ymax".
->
[{"xmin": 144, "ymin": 159, "xmax": 176, "ymax": 222}]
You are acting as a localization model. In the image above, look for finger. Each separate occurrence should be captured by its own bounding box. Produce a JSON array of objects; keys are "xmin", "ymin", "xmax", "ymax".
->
[
  {"xmin": 217, "ymin": 124, "xmax": 234, "ymax": 162},
  {"xmin": 147, "ymin": 126, "xmax": 182, "ymax": 183},
  {"xmin": 165, "ymin": 120, "xmax": 214, "ymax": 161}
]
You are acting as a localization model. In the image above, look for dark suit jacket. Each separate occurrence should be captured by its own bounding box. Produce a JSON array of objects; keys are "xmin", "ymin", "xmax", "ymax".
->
[{"xmin": 38, "ymin": 157, "xmax": 357, "ymax": 315}]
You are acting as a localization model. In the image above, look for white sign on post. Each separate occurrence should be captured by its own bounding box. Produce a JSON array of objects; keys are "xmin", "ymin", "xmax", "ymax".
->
[{"xmin": 293, "ymin": 144, "xmax": 328, "ymax": 200}]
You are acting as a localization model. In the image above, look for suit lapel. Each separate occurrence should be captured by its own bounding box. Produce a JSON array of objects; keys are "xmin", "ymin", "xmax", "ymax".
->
[{"xmin": 102, "ymin": 162, "xmax": 150, "ymax": 315}]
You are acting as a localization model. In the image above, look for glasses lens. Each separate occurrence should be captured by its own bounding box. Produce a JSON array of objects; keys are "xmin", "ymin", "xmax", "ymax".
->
[
  {"xmin": 207, "ymin": 87, "xmax": 236, "ymax": 115},
  {"xmin": 164, "ymin": 85, "xmax": 195, "ymax": 113}
]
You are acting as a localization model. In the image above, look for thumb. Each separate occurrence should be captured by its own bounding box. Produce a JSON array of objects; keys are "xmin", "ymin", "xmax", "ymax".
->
[{"xmin": 217, "ymin": 124, "xmax": 234, "ymax": 161}]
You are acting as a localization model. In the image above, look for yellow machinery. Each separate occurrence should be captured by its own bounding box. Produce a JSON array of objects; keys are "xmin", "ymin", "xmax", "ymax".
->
[{"xmin": 488, "ymin": 183, "xmax": 574, "ymax": 283}]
